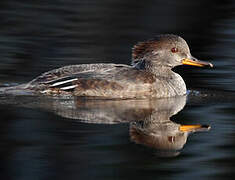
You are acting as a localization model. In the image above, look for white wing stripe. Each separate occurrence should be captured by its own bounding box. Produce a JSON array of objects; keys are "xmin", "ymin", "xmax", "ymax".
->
[
  {"xmin": 60, "ymin": 85, "xmax": 78, "ymax": 90},
  {"xmin": 50, "ymin": 78, "xmax": 78, "ymax": 87}
]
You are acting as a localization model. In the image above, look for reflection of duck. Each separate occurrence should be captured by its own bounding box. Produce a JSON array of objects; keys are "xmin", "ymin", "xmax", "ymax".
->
[
  {"xmin": 19, "ymin": 95, "xmax": 209, "ymax": 157},
  {"xmin": 0, "ymin": 93, "xmax": 210, "ymax": 157},
  {"xmin": 1, "ymin": 34, "xmax": 213, "ymax": 98}
]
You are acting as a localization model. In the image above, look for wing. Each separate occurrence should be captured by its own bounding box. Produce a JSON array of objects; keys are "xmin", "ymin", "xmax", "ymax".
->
[
  {"xmin": 27, "ymin": 63, "xmax": 130, "ymax": 90},
  {"xmin": 27, "ymin": 63, "xmax": 156, "ymax": 98},
  {"xmin": 29, "ymin": 63, "xmax": 130, "ymax": 84}
]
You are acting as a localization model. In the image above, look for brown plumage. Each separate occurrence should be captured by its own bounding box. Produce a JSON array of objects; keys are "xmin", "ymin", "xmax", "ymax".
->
[{"xmin": 27, "ymin": 64, "xmax": 159, "ymax": 98}]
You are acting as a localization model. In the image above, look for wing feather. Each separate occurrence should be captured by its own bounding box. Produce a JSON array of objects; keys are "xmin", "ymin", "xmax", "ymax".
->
[{"xmin": 29, "ymin": 63, "xmax": 130, "ymax": 85}]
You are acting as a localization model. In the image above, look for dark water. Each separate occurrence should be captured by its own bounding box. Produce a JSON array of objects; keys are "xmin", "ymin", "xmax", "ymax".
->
[{"xmin": 1, "ymin": 0, "xmax": 235, "ymax": 179}]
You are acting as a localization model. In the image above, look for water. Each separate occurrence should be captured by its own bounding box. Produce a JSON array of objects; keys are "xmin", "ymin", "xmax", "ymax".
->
[{"xmin": 0, "ymin": 0, "xmax": 235, "ymax": 179}]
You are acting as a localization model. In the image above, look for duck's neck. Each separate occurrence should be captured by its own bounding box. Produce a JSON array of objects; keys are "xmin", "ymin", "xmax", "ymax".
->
[
  {"xmin": 133, "ymin": 59, "xmax": 187, "ymax": 96},
  {"xmin": 133, "ymin": 59, "xmax": 173, "ymax": 78}
]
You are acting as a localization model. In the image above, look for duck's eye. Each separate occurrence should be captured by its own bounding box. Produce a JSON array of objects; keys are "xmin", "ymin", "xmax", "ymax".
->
[{"xmin": 171, "ymin": 47, "xmax": 178, "ymax": 53}]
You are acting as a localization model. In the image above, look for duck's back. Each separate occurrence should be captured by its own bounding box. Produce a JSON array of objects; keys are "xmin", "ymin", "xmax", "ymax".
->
[{"xmin": 26, "ymin": 63, "xmax": 157, "ymax": 99}]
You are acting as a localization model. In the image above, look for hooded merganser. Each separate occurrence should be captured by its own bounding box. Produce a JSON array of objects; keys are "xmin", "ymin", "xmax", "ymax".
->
[{"xmin": 2, "ymin": 34, "xmax": 213, "ymax": 98}]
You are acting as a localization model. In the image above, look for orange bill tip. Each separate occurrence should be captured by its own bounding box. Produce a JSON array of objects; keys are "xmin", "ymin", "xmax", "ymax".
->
[{"xmin": 180, "ymin": 124, "xmax": 211, "ymax": 132}]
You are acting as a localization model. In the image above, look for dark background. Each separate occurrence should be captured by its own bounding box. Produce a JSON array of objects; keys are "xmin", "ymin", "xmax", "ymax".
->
[{"xmin": 1, "ymin": 0, "xmax": 235, "ymax": 179}]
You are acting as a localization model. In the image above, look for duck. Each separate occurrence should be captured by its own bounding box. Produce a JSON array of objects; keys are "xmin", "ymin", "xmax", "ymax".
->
[{"xmin": 2, "ymin": 34, "xmax": 213, "ymax": 98}]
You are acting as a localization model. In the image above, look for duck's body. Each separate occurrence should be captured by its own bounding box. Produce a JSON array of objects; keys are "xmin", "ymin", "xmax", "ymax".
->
[
  {"xmin": 25, "ymin": 63, "xmax": 186, "ymax": 98},
  {"xmin": 1, "ymin": 34, "xmax": 212, "ymax": 98}
]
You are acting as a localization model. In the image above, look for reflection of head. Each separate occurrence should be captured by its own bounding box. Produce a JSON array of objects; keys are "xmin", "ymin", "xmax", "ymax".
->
[
  {"xmin": 130, "ymin": 120, "xmax": 210, "ymax": 157},
  {"xmin": 130, "ymin": 122, "xmax": 187, "ymax": 151},
  {"xmin": 127, "ymin": 96, "xmax": 188, "ymax": 156}
]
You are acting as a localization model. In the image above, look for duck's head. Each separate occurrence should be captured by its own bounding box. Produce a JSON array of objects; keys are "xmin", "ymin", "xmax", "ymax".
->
[{"xmin": 132, "ymin": 34, "xmax": 213, "ymax": 69}]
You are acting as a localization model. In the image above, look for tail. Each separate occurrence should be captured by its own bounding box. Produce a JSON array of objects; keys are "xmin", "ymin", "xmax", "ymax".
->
[{"xmin": 0, "ymin": 84, "xmax": 34, "ymax": 96}]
